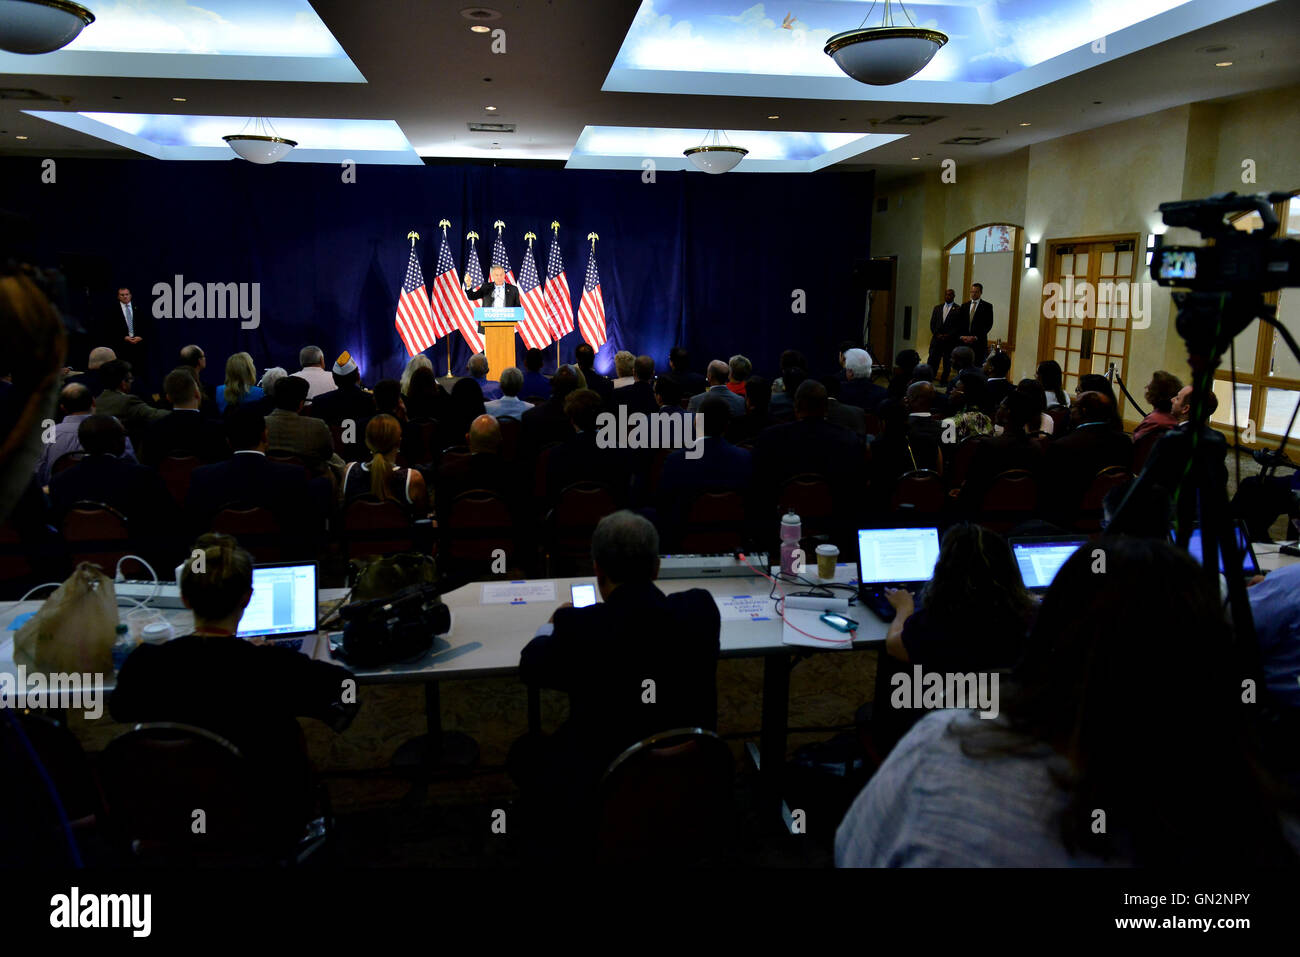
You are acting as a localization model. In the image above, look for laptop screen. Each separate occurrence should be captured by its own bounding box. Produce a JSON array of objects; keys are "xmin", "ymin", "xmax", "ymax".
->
[
  {"xmin": 237, "ymin": 562, "xmax": 318, "ymax": 638},
  {"xmin": 1011, "ymin": 538, "xmax": 1087, "ymax": 591},
  {"xmin": 1178, "ymin": 523, "xmax": 1259, "ymax": 575},
  {"xmin": 857, "ymin": 527, "xmax": 941, "ymax": 585}
]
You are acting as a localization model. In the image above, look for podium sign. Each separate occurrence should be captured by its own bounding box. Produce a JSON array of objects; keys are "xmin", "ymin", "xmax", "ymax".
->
[{"xmin": 474, "ymin": 306, "xmax": 524, "ymax": 382}]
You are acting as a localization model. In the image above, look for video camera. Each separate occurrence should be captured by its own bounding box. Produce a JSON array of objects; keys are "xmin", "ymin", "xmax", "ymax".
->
[{"xmin": 1151, "ymin": 191, "xmax": 1300, "ymax": 292}]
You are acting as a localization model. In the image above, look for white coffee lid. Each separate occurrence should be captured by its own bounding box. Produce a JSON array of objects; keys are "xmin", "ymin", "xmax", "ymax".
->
[
  {"xmin": 141, "ymin": 621, "xmax": 175, "ymax": 644},
  {"xmin": 781, "ymin": 512, "xmax": 801, "ymax": 525},
  {"xmin": 816, "ymin": 544, "xmax": 839, "ymax": 554}
]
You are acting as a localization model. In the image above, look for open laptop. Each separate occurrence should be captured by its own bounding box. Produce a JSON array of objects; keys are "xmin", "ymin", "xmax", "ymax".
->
[
  {"xmin": 857, "ymin": 526, "xmax": 941, "ymax": 605},
  {"xmin": 236, "ymin": 562, "xmax": 319, "ymax": 645},
  {"xmin": 1174, "ymin": 521, "xmax": 1261, "ymax": 576},
  {"xmin": 1009, "ymin": 536, "xmax": 1089, "ymax": 593}
]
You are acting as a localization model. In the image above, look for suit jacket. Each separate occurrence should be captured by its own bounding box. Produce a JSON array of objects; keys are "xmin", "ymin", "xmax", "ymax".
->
[
  {"xmin": 687, "ymin": 384, "xmax": 746, "ymax": 417},
  {"xmin": 546, "ymin": 430, "xmax": 631, "ymax": 505},
  {"xmin": 48, "ymin": 454, "xmax": 177, "ymax": 547},
  {"xmin": 580, "ymin": 368, "xmax": 614, "ymax": 403},
  {"xmin": 142, "ymin": 409, "xmax": 230, "ymax": 467},
  {"xmin": 520, "ymin": 398, "xmax": 574, "ymax": 461},
  {"xmin": 436, "ymin": 450, "xmax": 521, "ymax": 518},
  {"xmin": 985, "ymin": 377, "xmax": 1014, "ymax": 412},
  {"xmin": 956, "ymin": 299, "xmax": 994, "ymax": 360},
  {"xmin": 185, "ymin": 451, "xmax": 314, "ymax": 536},
  {"xmin": 467, "ymin": 281, "xmax": 521, "ymax": 308},
  {"xmin": 265, "ymin": 409, "xmax": 341, "ymax": 475},
  {"xmin": 519, "ymin": 581, "xmax": 721, "ymax": 769},
  {"xmin": 665, "ymin": 369, "xmax": 708, "ymax": 398},
  {"xmin": 308, "ymin": 384, "xmax": 377, "ymax": 427},
  {"xmin": 99, "ymin": 301, "xmax": 149, "ymax": 370},
  {"xmin": 611, "ymin": 380, "xmax": 657, "ymax": 420},
  {"xmin": 826, "ymin": 398, "xmax": 867, "ymax": 437},
  {"xmin": 930, "ymin": 301, "xmax": 959, "ymax": 337},
  {"xmin": 94, "ymin": 388, "xmax": 169, "ymax": 430},
  {"xmin": 840, "ymin": 377, "xmax": 888, "ymax": 413}
]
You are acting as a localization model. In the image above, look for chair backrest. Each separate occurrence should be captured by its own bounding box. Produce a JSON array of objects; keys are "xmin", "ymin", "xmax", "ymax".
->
[
  {"xmin": 1132, "ymin": 427, "xmax": 1166, "ymax": 472},
  {"xmin": 158, "ymin": 454, "xmax": 202, "ymax": 505},
  {"xmin": 342, "ymin": 496, "xmax": 416, "ymax": 559},
  {"xmin": 891, "ymin": 469, "xmax": 944, "ymax": 513},
  {"xmin": 1048, "ymin": 406, "xmax": 1071, "ymax": 434},
  {"xmin": 99, "ymin": 722, "xmax": 285, "ymax": 863},
  {"xmin": 863, "ymin": 411, "xmax": 884, "ymax": 437},
  {"xmin": 62, "ymin": 501, "xmax": 130, "ymax": 571},
  {"xmin": 497, "ymin": 417, "xmax": 522, "ymax": 462},
  {"xmin": 532, "ymin": 443, "xmax": 560, "ymax": 506},
  {"xmin": 679, "ymin": 490, "xmax": 746, "ymax": 553},
  {"xmin": 646, "ymin": 446, "xmax": 674, "ymax": 498},
  {"xmin": 442, "ymin": 490, "xmax": 515, "ymax": 564},
  {"xmin": 211, "ymin": 505, "xmax": 284, "ymax": 562},
  {"xmin": 597, "ymin": 728, "xmax": 734, "ymax": 865},
  {"xmin": 948, "ymin": 437, "xmax": 983, "ymax": 489},
  {"xmin": 51, "ymin": 451, "xmax": 86, "ymax": 476},
  {"xmin": 1076, "ymin": 465, "xmax": 1134, "ymax": 532},
  {"xmin": 266, "ymin": 450, "xmax": 308, "ymax": 471},
  {"xmin": 777, "ymin": 473, "xmax": 833, "ymax": 534},
  {"xmin": 977, "ymin": 469, "xmax": 1039, "ymax": 533},
  {"xmin": 549, "ymin": 481, "xmax": 617, "ymax": 566},
  {"xmin": 440, "ymin": 445, "xmax": 471, "ymax": 473}
]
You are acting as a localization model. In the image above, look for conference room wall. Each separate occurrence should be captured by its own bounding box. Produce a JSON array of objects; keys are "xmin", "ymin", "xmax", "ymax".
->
[{"xmin": 0, "ymin": 159, "xmax": 872, "ymax": 387}]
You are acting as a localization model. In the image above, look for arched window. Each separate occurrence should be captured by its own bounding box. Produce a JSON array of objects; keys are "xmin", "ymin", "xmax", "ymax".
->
[{"xmin": 940, "ymin": 223, "xmax": 1024, "ymax": 358}]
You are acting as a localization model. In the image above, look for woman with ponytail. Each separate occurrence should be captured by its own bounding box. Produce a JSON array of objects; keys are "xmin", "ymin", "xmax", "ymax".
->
[{"xmin": 340, "ymin": 413, "xmax": 428, "ymax": 515}]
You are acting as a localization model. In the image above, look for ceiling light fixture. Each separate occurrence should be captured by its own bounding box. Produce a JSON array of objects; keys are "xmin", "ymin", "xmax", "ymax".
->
[
  {"xmin": 768, "ymin": 114, "xmax": 780, "ymax": 120},
  {"xmin": 825, "ymin": 0, "xmax": 947, "ymax": 86},
  {"xmin": 683, "ymin": 129, "xmax": 748, "ymax": 174},
  {"xmin": 223, "ymin": 116, "xmax": 297, "ymax": 164},
  {"xmin": 469, "ymin": 25, "xmax": 490, "ymax": 33},
  {"xmin": 15, "ymin": 134, "xmax": 28, "ymax": 139},
  {"xmin": 172, "ymin": 96, "xmax": 187, "ymax": 102},
  {"xmin": 1215, "ymin": 61, "xmax": 1233, "ymax": 67},
  {"xmin": 485, "ymin": 105, "xmax": 497, "ymax": 111},
  {"xmin": 0, "ymin": 0, "xmax": 95, "ymax": 54},
  {"xmin": 1018, "ymin": 121, "xmax": 1031, "ymax": 126}
]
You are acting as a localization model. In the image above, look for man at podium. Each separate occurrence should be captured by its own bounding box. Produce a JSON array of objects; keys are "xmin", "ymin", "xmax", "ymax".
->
[{"xmin": 466, "ymin": 265, "xmax": 520, "ymax": 332}]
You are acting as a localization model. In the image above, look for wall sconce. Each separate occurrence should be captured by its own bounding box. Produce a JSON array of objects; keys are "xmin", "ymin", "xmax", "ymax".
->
[
  {"xmin": 1145, "ymin": 232, "xmax": 1159, "ymax": 266},
  {"xmin": 1024, "ymin": 241, "xmax": 1038, "ymax": 269}
]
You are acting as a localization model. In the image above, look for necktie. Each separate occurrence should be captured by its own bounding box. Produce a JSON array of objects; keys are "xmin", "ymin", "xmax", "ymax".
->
[{"xmin": 124, "ymin": 303, "xmax": 134, "ymax": 337}]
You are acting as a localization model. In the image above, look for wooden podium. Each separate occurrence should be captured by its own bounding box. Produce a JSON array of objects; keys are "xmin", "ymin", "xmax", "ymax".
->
[{"xmin": 475, "ymin": 306, "xmax": 523, "ymax": 382}]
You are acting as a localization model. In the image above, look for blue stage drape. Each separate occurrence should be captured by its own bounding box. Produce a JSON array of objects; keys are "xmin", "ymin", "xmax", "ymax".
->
[{"xmin": 1, "ymin": 158, "xmax": 872, "ymax": 387}]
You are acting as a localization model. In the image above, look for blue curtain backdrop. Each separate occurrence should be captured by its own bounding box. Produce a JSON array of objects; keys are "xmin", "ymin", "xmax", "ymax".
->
[{"xmin": 1, "ymin": 157, "xmax": 872, "ymax": 386}]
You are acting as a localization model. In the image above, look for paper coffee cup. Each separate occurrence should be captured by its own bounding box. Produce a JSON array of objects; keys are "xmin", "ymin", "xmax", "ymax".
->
[{"xmin": 816, "ymin": 544, "xmax": 839, "ymax": 579}]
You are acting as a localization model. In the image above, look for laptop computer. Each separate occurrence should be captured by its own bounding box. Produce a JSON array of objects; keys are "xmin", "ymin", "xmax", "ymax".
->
[
  {"xmin": 856, "ymin": 527, "xmax": 941, "ymax": 620},
  {"xmin": 236, "ymin": 561, "xmax": 319, "ymax": 647},
  {"xmin": 1174, "ymin": 521, "xmax": 1261, "ymax": 576},
  {"xmin": 1009, "ymin": 536, "xmax": 1089, "ymax": 593}
]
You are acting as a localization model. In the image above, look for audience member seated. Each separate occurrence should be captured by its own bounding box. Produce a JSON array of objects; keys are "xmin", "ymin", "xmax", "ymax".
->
[
  {"xmin": 888, "ymin": 349, "xmax": 921, "ymax": 399},
  {"xmin": 752, "ymin": 379, "xmax": 866, "ymax": 515},
  {"xmin": 308, "ymin": 351, "xmax": 376, "ymax": 426},
  {"xmin": 436, "ymin": 413, "xmax": 519, "ymax": 514},
  {"xmin": 944, "ymin": 370, "xmax": 995, "ymax": 441},
  {"xmin": 1076, "ymin": 373, "xmax": 1120, "ymax": 427},
  {"xmin": 403, "ymin": 364, "xmax": 444, "ymax": 426},
  {"xmin": 837, "ymin": 537, "xmax": 1300, "ymax": 866},
  {"xmin": 341, "ymin": 413, "xmax": 429, "ymax": 516},
  {"xmin": 903, "ymin": 381, "xmax": 945, "ymax": 449},
  {"xmin": 610, "ymin": 350, "xmax": 636, "ymax": 390},
  {"xmin": 725, "ymin": 375, "xmax": 772, "ymax": 446},
  {"xmin": 93, "ymin": 359, "xmax": 168, "ymax": 446},
  {"xmin": 867, "ymin": 399, "xmax": 938, "ymax": 508},
  {"xmin": 664, "ymin": 346, "xmax": 706, "ymax": 398},
  {"xmin": 484, "ymin": 366, "xmax": 532, "ymax": 420},
  {"xmin": 823, "ymin": 375, "xmax": 868, "ymax": 437},
  {"xmin": 265, "ymin": 374, "xmax": 345, "ymax": 480},
  {"xmin": 769, "ymin": 365, "xmax": 807, "ymax": 422},
  {"xmin": 521, "ymin": 348, "xmax": 552, "ymax": 401},
  {"xmin": 174, "ymin": 344, "xmax": 220, "ymax": 418},
  {"xmin": 687, "ymin": 359, "xmax": 747, "ymax": 416},
  {"xmin": 1016, "ymin": 378, "xmax": 1054, "ymax": 435},
  {"xmin": 1132, "ymin": 370, "xmax": 1184, "ymax": 440},
  {"xmin": 983, "ymin": 351, "xmax": 1014, "ymax": 410},
  {"xmin": 215, "ymin": 351, "xmax": 265, "ymax": 413},
  {"xmin": 1037, "ymin": 359, "xmax": 1070, "ymax": 410},
  {"xmin": 726, "ymin": 354, "xmax": 751, "ymax": 397},
  {"xmin": 467, "ymin": 352, "xmax": 503, "ymax": 402},
  {"xmin": 513, "ymin": 512, "xmax": 721, "ymax": 830},
  {"xmin": 143, "ymin": 369, "xmax": 230, "ymax": 466},
  {"xmin": 185, "ymin": 406, "xmax": 317, "ymax": 538},
  {"xmin": 658, "ymin": 396, "xmax": 753, "ymax": 542},
  {"xmin": 835, "ymin": 340, "xmax": 856, "ymax": 382},
  {"xmin": 546, "ymin": 388, "xmax": 631, "ymax": 505},
  {"xmin": 1044, "ymin": 390, "xmax": 1133, "ymax": 522},
  {"xmin": 1100, "ymin": 478, "xmax": 1174, "ymax": 537},
  {"xmin": 521, "ymin": 365, "xmax": 580, "ymax": 458},
  {"xmin": 47, "ymin": 413, "xmax": 175, "ymax": 548},
  {"xmin": 841, "ymin": 348, "xmax": 887, "ymax": 412},
  {"xmin": 35, "ymin": 382, "xmax": 138, "ymax": 485},
  {"xmin": 957, "ymin": 389, "xmax": 1044, "ymax": 512},
  {"xmin": 1169, "ymin": 381, "xmax": 1217, "ymax": 432},
  {"xmin": 611, "ymin": 355, "xmax": 658, "ymax": 418},
  {"xmin": 255, "ymin": 366, "xmax": 287, "ymax": 416},
  {"xmin": 444, "ymin": 377, "xmax": 488, "ymax": 449},
  {"xmin": 64, "ymin": 346, "xmax": 115, "ymax": 395},
  {"xmin": 946, "ymin": 346, "xmax": 979, "ymax": 394},
  {"xmin": 1248, "ymin": 563, "xmax": 1300, "ymax": 711},
  {"xmin": 401, "ymin": 354, "xmax": 434, "ymax": 397},
  {"xmin": 653, "ymin": 376, "xmax": 687, "ymax": 419},
  {"xmin": 292, "ymin": 344, "xmax": 337, "ymax": 400},
  {"xmin": 574, "ymin": 342, "xmax": 613, "ymax": 403},
  {"xmin": 110, "ymin": 533, "xmax": 359, "ymax": 835},
  {"xmin": 771, "ymin": 349, "xmax": 808, "ymax": 399}
]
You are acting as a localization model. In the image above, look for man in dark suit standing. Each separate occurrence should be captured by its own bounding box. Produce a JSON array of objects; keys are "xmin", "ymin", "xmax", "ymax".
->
[
  {"xmin": 928, "ymin": 288, "xmax": 959, "ymax": 382},
  {"xmin": 465, "ymin": 264, "xmax": 520, "ymax": 333},
  {"xmin": 101, "ymin": 287, "xmax": 148, "ymax": 375},
  {"xmin": 514, "ymin": 510, "xmax": 721, "ymax": 830},
  {"xmin": 956, "ymin": 282, "xmax": 994, "ymax": 365}
]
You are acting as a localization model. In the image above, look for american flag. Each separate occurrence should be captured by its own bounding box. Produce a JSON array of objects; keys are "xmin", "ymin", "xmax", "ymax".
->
[
  {"xmin": 544, "ymin": 234, "xmax": 574, "ymax": 338},
  {"xmin": 461, "ymin": 239, "xmax": 487, "ymax": 353},
  {"xmin": 394, "ymin": 244, "xmax": 439, "ymax": 357},
  {"xmin": 490, "ymin": 230, "xmax": 516, "ymax": 285},
  {"xmin": 577, "ymin": 244, "xmax": 607, "ymax": 348},
  {"xmin": 430, "ymin": 230, "xmax": 481, "ymax": 354},
  {"xmin": 515, "ymin": 242, "xmax": 554, "ymax": 350}
]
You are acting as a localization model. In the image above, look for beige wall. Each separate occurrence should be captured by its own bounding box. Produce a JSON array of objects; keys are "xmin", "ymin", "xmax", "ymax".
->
[{"xmin": 874, "ymin": 82, "xmax": 1300, "ymax": 426}]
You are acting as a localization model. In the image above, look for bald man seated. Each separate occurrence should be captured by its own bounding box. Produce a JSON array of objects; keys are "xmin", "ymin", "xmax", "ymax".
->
[{"xmin": 435, "ymin": 413, "xmax": 521, "ymax": 517}]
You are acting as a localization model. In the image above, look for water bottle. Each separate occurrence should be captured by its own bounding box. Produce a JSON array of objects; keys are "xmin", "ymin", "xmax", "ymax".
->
[
  {"xmin": 779, "ymin": 511, "xmax": 802, "ymax": 576},
  {"xmin": 111, "ymin": 623, "xmax": 136, "ymax": 673}
]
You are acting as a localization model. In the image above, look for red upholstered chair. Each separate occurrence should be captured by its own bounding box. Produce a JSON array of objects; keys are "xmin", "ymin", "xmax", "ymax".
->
[
  {"xmin": 441, "ymin": 490, "xmax": 516, "ymax": 573},
  {"xmin": 947, "ymin": 437, "xmax": 983, "ymax": 490},
  {"xmin": 211, "ymin": 505, "xmax": 285, "ymax": 562},
  {"xmin": 1132, "ymin": 428, "xmax": 1166, "ymax": 473},
  {"xmin": 547, "ymin": 481, "xmax": 617, "ymax": 575},
  {"xmin": 975, "ymin": 469, "xmax": 1038, "ymax": 533},
  {"xmin": 497, "ymin": 417, "xmax": 522, "ymax": 463},
  {"xmin": 158, "ymin": 454, "xmax": 202, "ymax": 505},
  {"xmin": 1075, "ymin": 466, "xmax": 1134, "ymax": 532},
  {"xmin": 342, "ymin": 496, "xmax": 418, "ymax": 560},
  {"xmin": 597, "ymin": 728, "xmax": 734, "ymax": 865},
  {"xmin": 1048, "ymin": 406, "xmax": 1071, "ymax": 435},
  {"xmin": 51, "ymin": 451, "xmax": 86, "ymax": 476},
  {"xmin": 678, "ymin": 490, "xmax": 746, "ymax": 553},
  {"xmin": 891, "ymin": 469, "xmax": 944, "ymax": 516},
  {"xmin": 62, "ymin": 501, "xmax": 131, "ymax": 572},
  {"xmin": 777, "ymin": 473, "xmax": 834, "ymax": 538}
]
